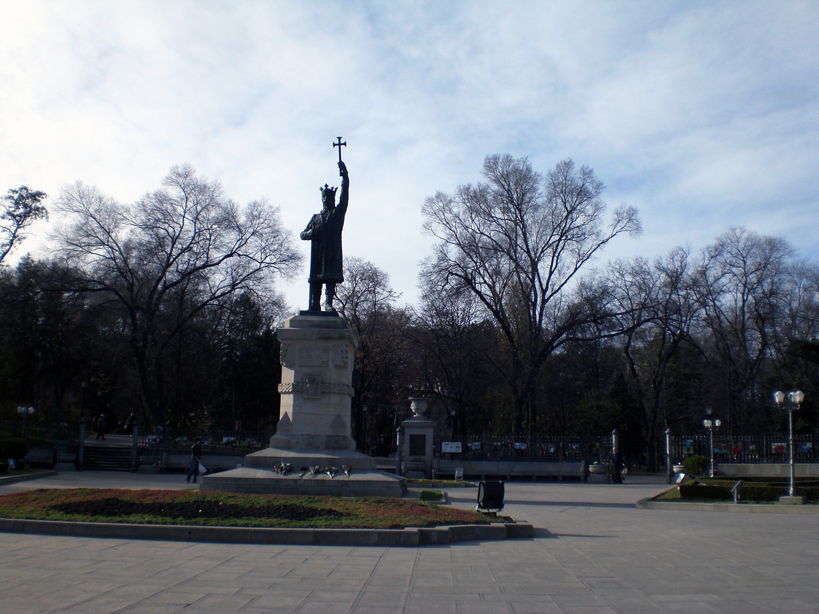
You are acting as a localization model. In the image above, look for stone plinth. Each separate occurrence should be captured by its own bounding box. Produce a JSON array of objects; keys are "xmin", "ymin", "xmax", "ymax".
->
[
  {"xmin": 242, "ymin": 447, "xmax": 375, "ymax": 470},
  {"xmin": 201, "ymin": 312, "xmax": 406, "ymax": 498},
  {"xmin": 400, "ymin": 397, "xmax": 435, "ymax": 478},
  {"xmin": 269, "ymin": 313, "xmax": 356, "ymax": 451},
  {"xmin": 200, "ymin": 467, "xmax": 406, "ymax": 497}
]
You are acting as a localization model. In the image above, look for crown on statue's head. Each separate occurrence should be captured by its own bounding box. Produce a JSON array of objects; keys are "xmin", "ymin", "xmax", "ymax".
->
[
  {"xmin": 320, "ymin": 183, "xmax": 337, "ymax": 197},
  {"xmin": 320, "ymin": 183, "xmax": 337, "ymax": 206}
]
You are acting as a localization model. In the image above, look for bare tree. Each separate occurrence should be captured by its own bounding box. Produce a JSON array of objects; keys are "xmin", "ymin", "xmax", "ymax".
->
[
  {"xmin": 336, "ymin": 257, "xmax": 400, "ymax": 329},
  {"xmin": 414, "ymin": 285, "xmax": 500, "ymax": 440},
  {"xmin": 336, "ymin": 257, "xmax": 411, "ymax": 451},
  {"xmin": 421, "ymin": 155, "xmax": 640, "ymax": 442},
  {"xmin": 776, "ymin": 259, "xmax": 819, "ymax": 351},
  {"xmin": 610, "ymin": 247, "xmax": 702, "ymax": 468},
  {"xmin": 1, "ymin": 186, "xmax": 47, "ymax": 264},
  {"xmin": 693, "ymin": 227, "xmax": 792, "ymax": 432},
  {"xmin": 54, "ymin": 165, "xmax": 301, "ymax": 426}
]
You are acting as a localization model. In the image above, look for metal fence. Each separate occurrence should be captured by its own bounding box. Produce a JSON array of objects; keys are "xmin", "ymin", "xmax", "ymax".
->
[
  {"xmin": 433, "ymin": 435, "xmax": 614, "ymax": 462},
  {"xmin": 670, "ymin": 433, "xmax": 818, "ymax": 464},
  {"xmin": 6, "ymin": 418, "xmax": 818, "ymax": 467},
  {"xmin": 135, "ymin": 428, "xmax": 268, "ymax": 453},
  {"xmin": 0, "ymin": 419, "xmax": 268, "ymax": 453}
]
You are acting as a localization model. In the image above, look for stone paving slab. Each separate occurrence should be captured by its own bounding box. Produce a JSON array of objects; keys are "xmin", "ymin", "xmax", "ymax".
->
[{"xmin": 2, "ymin": 473, "xmax": 819, "ymax": 613}]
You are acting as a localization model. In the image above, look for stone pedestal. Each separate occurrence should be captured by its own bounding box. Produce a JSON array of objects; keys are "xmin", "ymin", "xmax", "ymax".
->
[
  {"xmin": 201, "ymin": 313, "xmax": 404, "ymax": 497},
  {"xmin": 270, "ymin": 313, "xmax": 357, "ymax": 451},
  {"xmin": 400, "ymin": 398, "xmax": 435, "ymax": 478}
]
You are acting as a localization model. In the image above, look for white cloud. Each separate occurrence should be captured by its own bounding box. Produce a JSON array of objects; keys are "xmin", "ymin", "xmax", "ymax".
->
[{"xmin": 1, "ymin": 0, "xmax": 817, "ymax": 312}]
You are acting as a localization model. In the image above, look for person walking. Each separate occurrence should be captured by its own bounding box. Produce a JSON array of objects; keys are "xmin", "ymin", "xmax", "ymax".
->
[
  {"xmin": 610, "ymin": 448, "xmax": 626, "ymax": 484},
  {"xmin": 186, "ymin": 439, "xmax": 203, "ymax": 483},
  {"xmin": 95, "ymin": 411, "xmax": 109, "ymax": 440},
  {"xmin": 122, "ymin": 412, "xmax": 136, "ymax": 435}
]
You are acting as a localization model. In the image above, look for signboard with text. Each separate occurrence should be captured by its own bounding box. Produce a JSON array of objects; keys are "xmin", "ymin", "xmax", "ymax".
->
[{"xmin": 441, "ymin": 441, "xmax": 462, "ymax": 453}]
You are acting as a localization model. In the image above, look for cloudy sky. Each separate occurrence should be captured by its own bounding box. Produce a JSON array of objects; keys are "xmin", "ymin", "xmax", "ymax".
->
[{"xmin": 2, "ymin": 0, "xmax": 817, "ymax": 313}]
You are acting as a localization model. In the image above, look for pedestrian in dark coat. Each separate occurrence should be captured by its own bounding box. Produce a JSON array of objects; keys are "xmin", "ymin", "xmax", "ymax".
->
[
  {"xmin": 186, "ymin": 439, "xmax": 203, "ymax": 483},
  {"xmin": 610, "ymin": 450, "xmax": 625, "ymax": 484}
]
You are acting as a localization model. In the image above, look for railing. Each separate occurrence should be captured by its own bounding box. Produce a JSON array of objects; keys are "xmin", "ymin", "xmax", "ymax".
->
[
  {"xmin": 670, "ymin": 433, "xmax": 818, "ymax": 464},
  {"xmin": 135, "ymin": 428, "xmax": 268, "ymax": 454}
]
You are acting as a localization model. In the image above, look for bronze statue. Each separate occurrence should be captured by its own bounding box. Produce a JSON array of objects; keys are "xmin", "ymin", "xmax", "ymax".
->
[{"xmin": 301, "ymin": 138, "xmax": 349, "ymax": 312}]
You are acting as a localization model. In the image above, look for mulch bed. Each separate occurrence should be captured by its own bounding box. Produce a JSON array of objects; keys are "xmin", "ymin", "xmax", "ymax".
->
[{"xmin": 48, "ymin": 498, "xmax": 345, "ymax": 521}]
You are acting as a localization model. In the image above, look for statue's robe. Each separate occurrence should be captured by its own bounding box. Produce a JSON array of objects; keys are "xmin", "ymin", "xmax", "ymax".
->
[{"xmin": 301, "ymin": 201, "xmax": 347, "ymax": 284}]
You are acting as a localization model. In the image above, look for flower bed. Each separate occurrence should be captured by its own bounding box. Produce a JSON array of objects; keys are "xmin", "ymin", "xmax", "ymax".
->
[{"xmin": 0, "ymin": 488, "xmax": 493, "ymax": 529}]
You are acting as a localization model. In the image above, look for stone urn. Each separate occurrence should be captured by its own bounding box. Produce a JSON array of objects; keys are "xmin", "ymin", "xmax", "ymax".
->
[
  {"xmin": 409, "ymin": 397, "xmax": 429, "ymax": 418},
  {"xmin": 588, "ymin": 462, "xmax": 609, "ymax": 475}
]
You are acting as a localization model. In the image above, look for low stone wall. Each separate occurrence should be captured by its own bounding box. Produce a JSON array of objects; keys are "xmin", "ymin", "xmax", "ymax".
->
[
  {"xmin": 436, "ymin": 459, "xmax": 586, "ymax": 481},
  {"xmin": 717, "ymin": 463, "xmax": 819, "ymax": 479},
  {"xmin": 0, "ymin": 517, "xmax": 533, "ymax": 546}
]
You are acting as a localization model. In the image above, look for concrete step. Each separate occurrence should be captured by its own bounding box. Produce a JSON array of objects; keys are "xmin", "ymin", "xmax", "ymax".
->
[{"xmin": 82, "ymin": 446, "xmax": 133, "ymax": 471}]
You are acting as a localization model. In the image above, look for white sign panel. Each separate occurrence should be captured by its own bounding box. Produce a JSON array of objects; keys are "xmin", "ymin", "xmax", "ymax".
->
[{"xmin": 441, "ymin": 441, "xmax": 462, "ymax": 453}]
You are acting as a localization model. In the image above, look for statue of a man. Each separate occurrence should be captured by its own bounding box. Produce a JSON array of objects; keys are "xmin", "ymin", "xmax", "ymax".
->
[{"xmin": 300, "ymin": 160, "xmax": 349, "ymax": 312}]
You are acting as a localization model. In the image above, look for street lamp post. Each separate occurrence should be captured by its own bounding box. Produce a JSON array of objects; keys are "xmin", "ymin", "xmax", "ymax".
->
[
  {"xmin": 395, "ymin": 425, "xmax": 403, "ymax": 476},
  {"xmin": 773, "ymin": 390, "xmax": 805, "ymax": 498},
  {"xmin": 703, "ymin": 417, "xmax": 721, "ymax": 478},
  {"xmin": 665, "ymin": 427, "xmax": 673, "ymax": 484}
]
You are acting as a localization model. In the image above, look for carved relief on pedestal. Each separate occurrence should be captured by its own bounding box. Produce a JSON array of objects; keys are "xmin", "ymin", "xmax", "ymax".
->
[
  {"xmin": 280, "ymin": 342, "xmax": 295, "ymax": 368},
  {"xmin": 277, "ymin": 379, "xmax": 354, "ymax": 397},
  {"xmin": 333, "ymin": 343, "xmax": 351, "ymax": 368}
]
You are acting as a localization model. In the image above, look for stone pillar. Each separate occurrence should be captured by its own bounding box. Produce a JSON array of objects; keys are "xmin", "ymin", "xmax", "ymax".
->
[
  {"xmin": 400, "ymin": 397, "xmax": 435, "ymax": 478},
  {"xmin": 270, "ymin": 313, "xmax": 357, "ymax": 451}
]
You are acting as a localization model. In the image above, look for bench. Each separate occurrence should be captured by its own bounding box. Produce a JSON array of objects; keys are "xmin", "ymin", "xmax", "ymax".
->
[
  {"xmin": 437, "ymin": 459, "xmax": 587, "ymax": 481},
  {"xmin": 24, "ymin": 447, "xmax": 57, "ymax": 468}
]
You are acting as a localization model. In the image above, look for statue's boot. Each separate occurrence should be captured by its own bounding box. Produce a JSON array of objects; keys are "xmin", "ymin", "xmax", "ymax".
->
[
  {"xmin": 324, "ymin": 283, "xmax": 337, "ymax": 313},
  {"xmin": 309, "ymin": 282, "xmax": 322, "ymax": 312}
]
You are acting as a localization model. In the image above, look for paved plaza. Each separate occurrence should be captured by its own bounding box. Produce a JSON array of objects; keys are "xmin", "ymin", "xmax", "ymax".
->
[{"xmin": 0, "ymin": 471, "xmax": 818, "ymax": 613}]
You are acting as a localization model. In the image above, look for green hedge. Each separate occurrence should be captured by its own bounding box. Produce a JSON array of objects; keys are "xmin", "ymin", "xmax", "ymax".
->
[
  {"xmin": 679, "ymin": 483, "xmax": 732, "ymax": 499},
  {"xmin": 682, "ymin": 455, "xmax": 707, "ymax": 476},
  {"xmin": 679, "ymin": 481, "xmax": 819, "ymax": 502}
]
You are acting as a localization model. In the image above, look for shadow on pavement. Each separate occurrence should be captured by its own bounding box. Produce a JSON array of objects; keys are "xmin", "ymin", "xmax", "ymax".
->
[
  {"xmin": 504, "ymin": 499, "xmax": 636, "ymax": 509},
  {"xmin": 530, "ymin": 528, "xmax": 613, "ymax": 539}
]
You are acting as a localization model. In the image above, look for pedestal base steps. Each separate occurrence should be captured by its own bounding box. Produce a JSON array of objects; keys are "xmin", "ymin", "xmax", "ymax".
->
[
  {"xmin": 199, "ymin": 467, "xmax": 406, "ymax": 497},
  {"xmin": 199, "ymin": 447, "xmax": 406, "ymax": 497}
]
